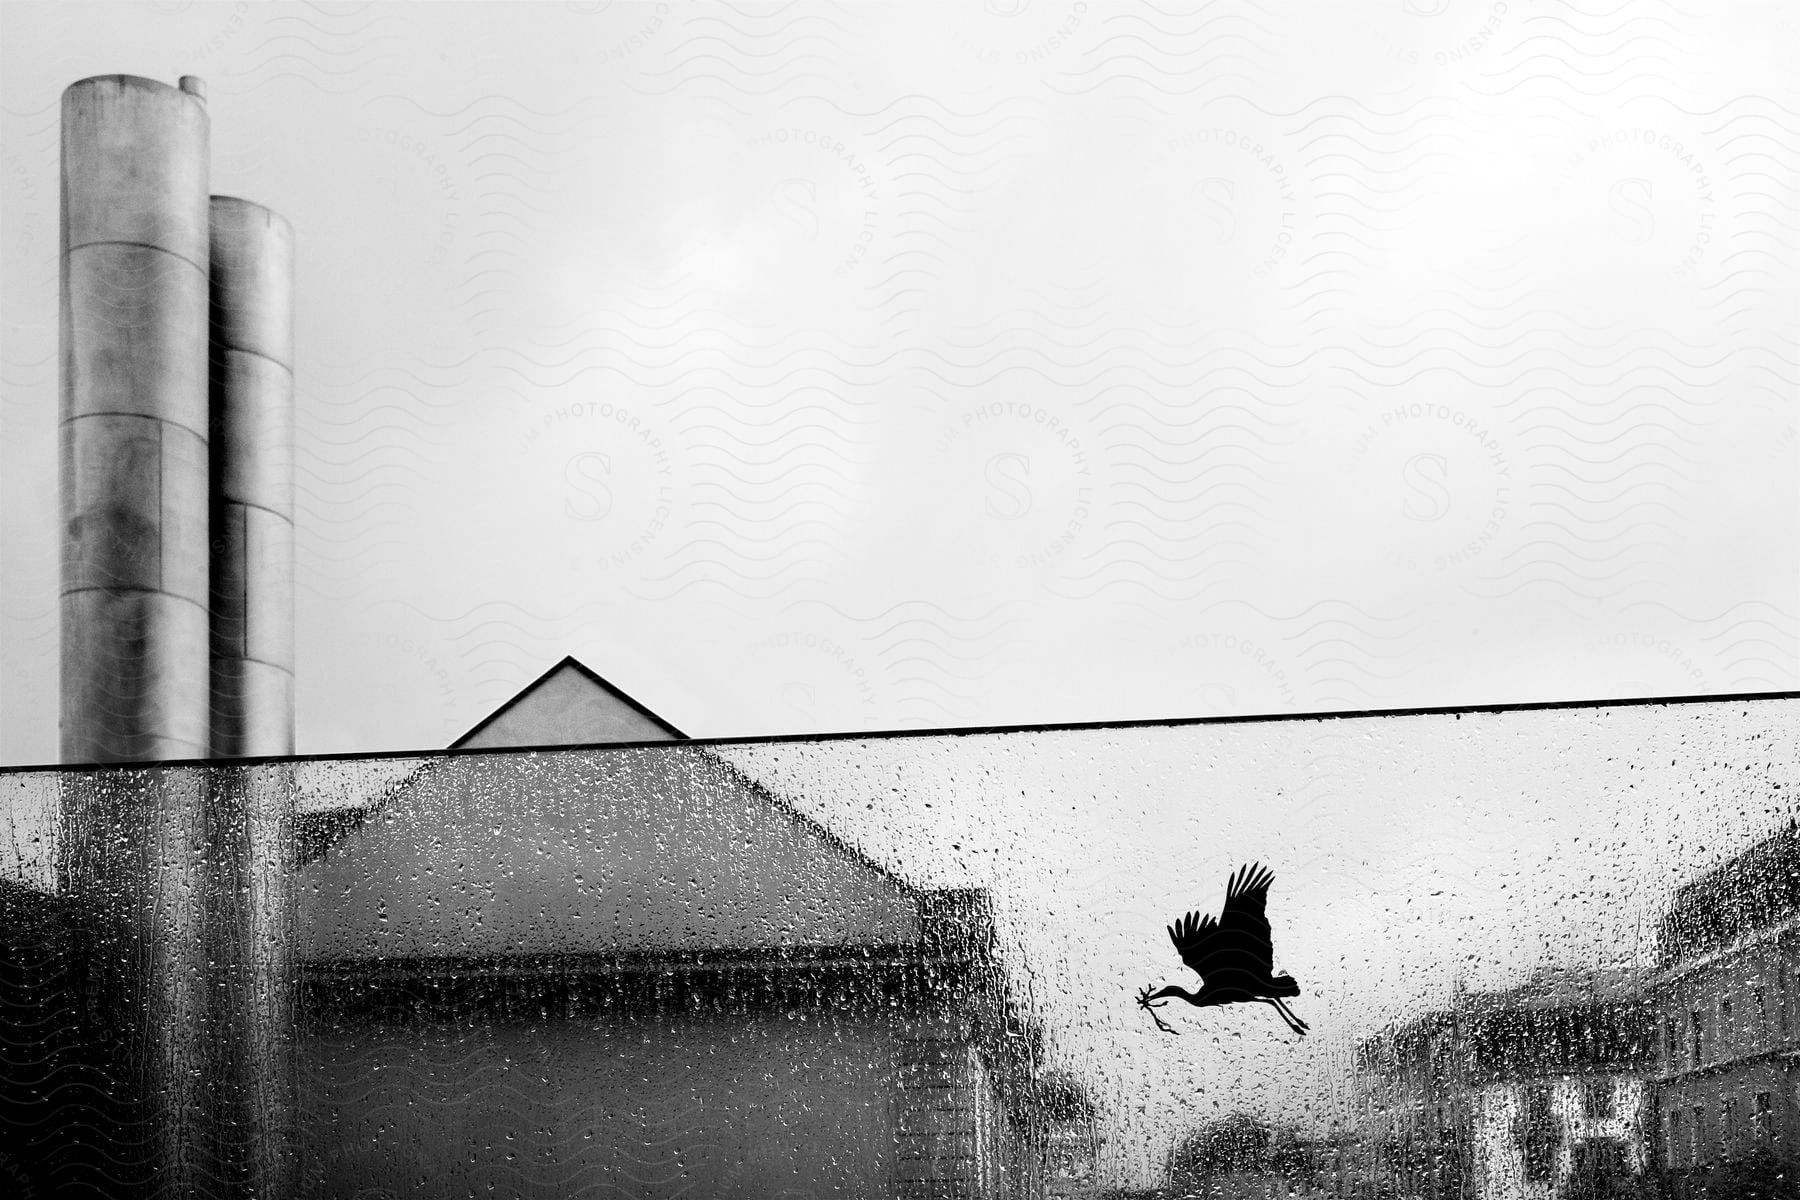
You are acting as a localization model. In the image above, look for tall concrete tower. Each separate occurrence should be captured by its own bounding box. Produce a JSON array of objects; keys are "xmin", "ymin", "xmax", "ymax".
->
[
  {"xmin": 60, "ymin": 74, "xmax": 213, "ymax": 763},
  {"xmin": 209, "ymin": 196, "xmax": 296, "ymax": 757},
  {"xmin": 56, "ymin": 74, "xmax": 298, "ymax": 1198}
]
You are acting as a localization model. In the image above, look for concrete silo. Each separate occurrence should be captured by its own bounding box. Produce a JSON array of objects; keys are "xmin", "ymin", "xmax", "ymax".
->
[
  {"xmin": 209, "ymin": 196, "xmax": 295, "ymax": 757},
  {"xmin": 56, "ymin": 74, "xmax": 298, "ymax": 1198},
  {"xmin": 60, "ymin": 74, "xmax": 213, "ymax": 764}
]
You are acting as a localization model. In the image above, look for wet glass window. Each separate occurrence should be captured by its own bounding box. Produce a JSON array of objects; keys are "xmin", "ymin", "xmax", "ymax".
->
[{"xmin": 3, "ymin": 700, "xmax": 1799, "ymax": 1197}]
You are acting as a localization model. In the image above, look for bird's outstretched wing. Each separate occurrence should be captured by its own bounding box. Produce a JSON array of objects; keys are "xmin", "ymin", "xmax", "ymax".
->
[
  {"xmin": 1218, "ymin": 862, "xmax": 1277, "ymax": 975},
  {"xmin": 1167, "ymin": 863, "xmax": 1279, "ymax": 984},
  {"xmin": 1167, "ymin": 909, "xmax": 1221, "ymax": 979}
]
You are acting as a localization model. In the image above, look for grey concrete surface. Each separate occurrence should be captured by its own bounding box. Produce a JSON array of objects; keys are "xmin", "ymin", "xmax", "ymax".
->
[
  {"xmin": 208, "ymin": 195, "xmax": 295, "ymax": 759},
  {"xmin": 58, "ymin": 75, "xmax": 300, "ymax": 1200},
  {"xmin": 60, "ymin": 75, "xmax": 211, "ymax": 766},
  {"xmin": 62, "ymin": 75, "xmax": 210, "ymax": 264},
  {"xmin": 58, "ymin": 589, "xmax": 211, "ymax": 760},
  {"xmin": 58, "ymin": 764, "xmax": 298, "ymax": 1197},
  {"xmin": 205, "ymin": 763, "xmax": 298, "ymax": 1198}
]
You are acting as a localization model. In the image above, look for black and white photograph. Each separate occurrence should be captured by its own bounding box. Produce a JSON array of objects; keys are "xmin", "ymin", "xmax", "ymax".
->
[{"xmin": 1, "ymin": 3, "xmax": 1796, "ymax": 1197}]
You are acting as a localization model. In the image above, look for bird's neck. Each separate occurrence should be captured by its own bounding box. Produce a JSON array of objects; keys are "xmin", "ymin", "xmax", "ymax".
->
[{"xmin": 1150, "ymin": 985, "xmax": 1212, "ymax": 1007}]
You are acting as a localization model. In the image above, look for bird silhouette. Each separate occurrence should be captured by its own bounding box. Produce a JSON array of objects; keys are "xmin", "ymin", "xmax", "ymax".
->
[{"xmin": 1137, "ymin": 862, "xmax": 1309, "ymax": 1037}]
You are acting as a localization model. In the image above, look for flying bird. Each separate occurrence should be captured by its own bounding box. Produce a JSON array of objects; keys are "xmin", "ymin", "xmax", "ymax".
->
[{"xmin": 1137, "ymin": 862, "xmax": 1309, "ymax": 1037}]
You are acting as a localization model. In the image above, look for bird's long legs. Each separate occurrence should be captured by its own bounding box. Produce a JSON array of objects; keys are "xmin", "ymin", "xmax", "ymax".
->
[
  {"xmin": 1272, "ymin": 997, "xmax": 1310, "ymax": 1032},
  {"xmin": 1262, "ymin": 998, "xmax": 1308, "ymax": 1037}
]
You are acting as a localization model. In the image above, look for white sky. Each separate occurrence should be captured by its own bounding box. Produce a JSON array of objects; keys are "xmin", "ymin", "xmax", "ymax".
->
[{"xmin": 1, "ymin": 1, "xmax": 1795, "ymax": 765}]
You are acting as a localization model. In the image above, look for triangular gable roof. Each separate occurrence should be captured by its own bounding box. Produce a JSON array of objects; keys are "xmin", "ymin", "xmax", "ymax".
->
[{"xmin": 449, "ymin": 656, "xmax": 686, "ymax": 750}]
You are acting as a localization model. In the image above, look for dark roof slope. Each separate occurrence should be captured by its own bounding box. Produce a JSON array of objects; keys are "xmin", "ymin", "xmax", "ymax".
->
[{"xmin": 1656, "ymin": 819, "xmax": 1800, "ymax": 967}]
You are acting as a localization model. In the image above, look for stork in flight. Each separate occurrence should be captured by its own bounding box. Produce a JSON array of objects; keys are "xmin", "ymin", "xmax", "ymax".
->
[{"xmin": 1137, "ymin": 863, "xmax": 1309, "ymax": 1037}]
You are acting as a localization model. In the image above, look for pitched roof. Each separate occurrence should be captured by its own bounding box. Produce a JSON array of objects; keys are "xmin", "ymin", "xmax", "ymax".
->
[
  {"xmin": 1656, "ymin": 818, "xmax": 1800, "ymax": 966},
  {"xmin": 448, "ymin": 656, "xmax": 686, "ymax": 750}
]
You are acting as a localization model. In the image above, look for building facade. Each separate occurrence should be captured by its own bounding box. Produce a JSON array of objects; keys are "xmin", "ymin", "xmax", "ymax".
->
[
  {"xmin": 1353, "ymin": 1005, "xmax": 1471, "ymax": 1200},
  {"xmin": 1036, "ymin": 1071, "xmax": 1102, "ymax": 1198},
  {"xmin": 296, "ymin": 722, "xmax": 1050, "ymax": 1198},
  {"xmin": 1651, "ymin": 821, "xmax": 1800, "ymax": 1197},
  {"xmin": 1, "ymin": 659, "xmax": 1059, "ymax": 1198},
  {"xmin": 1354, "ymin": 973, "xmax": 1656, "ymax": 1200}
]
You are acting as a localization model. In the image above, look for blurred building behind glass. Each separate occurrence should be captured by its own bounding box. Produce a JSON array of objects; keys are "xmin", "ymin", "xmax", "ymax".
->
[
  {"xmin": 1352, "ymin": 821, "xmax": 1800, "ymax": 1200},
  {"xmin": 1354, "ymin": 971, "xmax": 1654, "ymax": 1200},
  {"xmin": 2, "ymin": 658, "xmax": 1083, "ymax": 1198},
  {"xmin": 1652, "ymin": 819, "xmax": 1800, "ymax": 1198},
  {"xmin": 296, "ymin": 657, "xmax": 1056, "ymax": 1198}
]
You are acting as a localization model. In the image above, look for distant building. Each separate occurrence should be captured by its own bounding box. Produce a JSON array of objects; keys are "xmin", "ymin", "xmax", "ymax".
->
[
  {"xmin": 293, "ymin": 657, "xmax": 1055, "ymax": 1199},
  {"xmin": 1651, "ymin": 820, "xmax": 1800, "ymax": 1197},
  {"xmin": 1299, "ymin": 1130, "xmax": 1366, "ymax": 1199},
  {"xmin": 1045, "ymin": 1120, "xmax": 1102, "ymax": 1198},
  {"xmin": 1353, "ymin": 1004, "xmax": 1470, "ymax": 1200},
  {"xmin": 1459, "ymin": 971, "xmax": 1655, "ymax": 1198},
  {"xmin": 3, "ymin": 657, "xmax": 1059, "ymax": 1198},
  {"xmin": 1353, "ymin": 970, "xmax": 1656, "ymax": 1200},
  {"xmin": 1035, "ymin": 1071, "xmax": 1103, "ymax": 1198}
]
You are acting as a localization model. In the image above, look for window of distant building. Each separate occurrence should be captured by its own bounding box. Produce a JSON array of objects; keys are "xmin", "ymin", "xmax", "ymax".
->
[
  {"xmin": 968, "ymin": 1048, "xmax": 999, "ymax": 1198},
  {"xmin": 1585, "ymin": 1079, "xmax": 1614, "ymax": 1120},
  {"xmin": 1724, "ymin": 1096, "xmax": 1739, "ymax": 1148},
  {"xmin": 1756, "ymin": 1091, "xmax": 1774, "ymax": 1141},
  {"xmin": 1666, "ymin": 1110, "xmax": 1680, "ymax": 1169},
  {"xmin": 1692, "ymin": 1008, "xmax": 1704, "ymax": 1064},
  {"xmin": 1665, "ymin": 1015, "xmax": 1678, "ymax": 1065},
  {"xmin": 1782, "ymin": 966, "xmax": 1792, "ymax": 1036},
  {"xmin": 1721, "ymin": 997, "xmax": 1734, "ymax": 1057},
  {"xmin": 1520, "ymin": 1087, "xmax": 1558, "ymax": 1183},
  {"xmin": 1692, "ymin": 1105, "xmax": 1704, "ymax": 1166}
]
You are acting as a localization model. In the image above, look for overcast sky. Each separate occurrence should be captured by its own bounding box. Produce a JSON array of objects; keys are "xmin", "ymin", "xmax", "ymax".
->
[{"xmin": 1, "ymin": 1, "xmax": 1795, "ymax": 764}]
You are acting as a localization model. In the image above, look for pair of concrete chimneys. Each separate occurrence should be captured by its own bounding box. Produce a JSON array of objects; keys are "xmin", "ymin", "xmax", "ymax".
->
[{"xmin": 61, "ymin": 74, "xmax": 293, "ymax": 764}]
